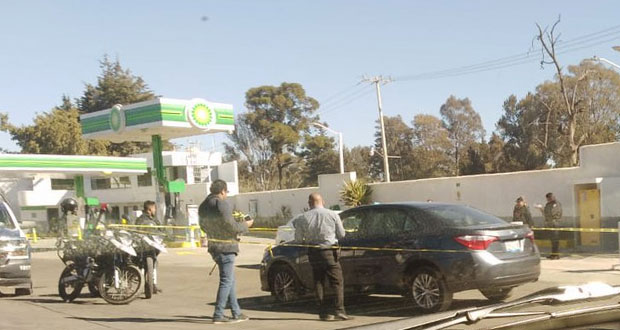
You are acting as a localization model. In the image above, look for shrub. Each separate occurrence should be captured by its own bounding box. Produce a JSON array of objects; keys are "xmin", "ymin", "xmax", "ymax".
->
[{"xmin": 340, "ymin": 180, "xmax": 373, "ymax": 207}]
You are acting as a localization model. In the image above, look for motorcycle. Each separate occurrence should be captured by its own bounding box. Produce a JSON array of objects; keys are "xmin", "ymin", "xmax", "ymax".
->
[{"xmin": 57, "ymin": 230, "xmax": 143, "ymax": 304}]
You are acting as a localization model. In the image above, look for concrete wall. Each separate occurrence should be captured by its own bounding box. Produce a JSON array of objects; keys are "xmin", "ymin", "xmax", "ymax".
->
[
  {"xmin": 228, "ymin": 143, "xmax": 620, "ymax": 237},
  {"xmin": 228, "ymin": 172, "xmax": 357, "ymax": 218}
]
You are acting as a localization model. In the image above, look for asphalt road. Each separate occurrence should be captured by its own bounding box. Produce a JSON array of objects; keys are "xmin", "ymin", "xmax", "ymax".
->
[{"xmin": 2, "ymin": 240, "xmax": 620, "ymax": 330}]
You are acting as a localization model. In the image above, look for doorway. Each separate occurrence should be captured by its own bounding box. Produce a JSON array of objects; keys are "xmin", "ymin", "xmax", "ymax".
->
[{"xmin": 576, "ymin": 186, "xmax": 601, "ymax": 246}]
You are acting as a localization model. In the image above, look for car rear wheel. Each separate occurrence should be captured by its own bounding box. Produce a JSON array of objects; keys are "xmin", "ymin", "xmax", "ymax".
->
[
  {"xmin": 409, "ymin": 267, "xmax": 452, "ymax": 313},
  {"xmin": 269, "ymin": 265, "xmax": 299, "ymax": 303},
  {"xmin": 480, "ymin": 287, "xmax": 513, "ymax": 302}
]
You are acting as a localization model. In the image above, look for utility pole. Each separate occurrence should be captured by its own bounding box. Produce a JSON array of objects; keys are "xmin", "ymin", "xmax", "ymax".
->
[{"xmin": 362, "ymin": 75, "xmax": 392, "ymax": 182}]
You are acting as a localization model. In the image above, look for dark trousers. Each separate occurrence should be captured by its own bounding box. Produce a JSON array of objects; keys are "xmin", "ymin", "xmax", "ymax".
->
[
  {"xmin": 308, "ymin": 248, "xmax": 345, "ymax": 316},
  {"xmin": 550, "ymin": 230, "xmax": 560, "ymax": 256},
  {"xmin": 547, "ymin": 222, "xmax": 560, "ymax": 257}
]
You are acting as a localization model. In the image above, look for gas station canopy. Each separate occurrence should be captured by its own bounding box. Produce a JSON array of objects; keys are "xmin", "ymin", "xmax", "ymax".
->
[
  {"xmin": 0, "ymin": 154, "xmax": 147, "ymax": 177},
  {"xmin": 80, "ymin": 97, "xmax": 235, "ymax": 143}
]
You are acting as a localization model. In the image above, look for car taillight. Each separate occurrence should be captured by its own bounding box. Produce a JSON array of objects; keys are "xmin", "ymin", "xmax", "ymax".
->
[
  {"xmin": 525, "ymin": 231, "xmax": 535, "ymax": 241},
  {"xmin": 454, "ymin": 235, "xmax": 498, "ymax": 250}
]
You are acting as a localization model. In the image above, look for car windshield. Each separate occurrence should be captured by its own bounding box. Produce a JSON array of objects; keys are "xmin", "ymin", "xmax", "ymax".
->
[
  {"xmin": 422, "ymin": 204, "xmax": 508, "ymax": 227},
  {"xmin": 0, "ymin": 202, "xmax": 16, "ymax": 229}
]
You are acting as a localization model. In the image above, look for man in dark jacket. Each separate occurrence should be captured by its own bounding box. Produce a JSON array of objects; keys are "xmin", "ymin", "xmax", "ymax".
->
[
  {"xmin": 135, "ymin": 200, "xmax": 159, "ymax": 227},
  {"xmin": 199, "ymin": 180, "xmax": 253, "ymax": 324},
  {"xmin": 513, "ymin": 196, "xmax": 534, "ymax": 227},
  {"xmin": 536, "ymin": 192, "xmax": 563, "ymax": 260}
]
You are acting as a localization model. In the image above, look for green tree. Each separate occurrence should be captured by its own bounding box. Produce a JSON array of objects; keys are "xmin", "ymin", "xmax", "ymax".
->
[
  {"xmin": 410, "ymin": 114, "xmax": 452, "ymax": 179},
  {"xmin": 237, "ymin": 82, "xmax": 319, "ymax": 189},
  {"xmin": 371, "ymin": 115, "xmax": 415, "ymax": 181},
  {"xmin": 496, "ymin": 94, "xmax": 550, "ymax": 171},
  {"xmin": 440, "ymin": 95, "xmax": 486, "ymax": 176},
  {"xmin": 344, "ymin": 146, "xmax": 373, "ymax": 180},
  {"xmin": 1, "ymin": 97, "xmax": 108, "ymax": 155},
  {"xmin": 299, "ymin": 133, "xmax": 339, "ymax": 186},
  {"xmin": 77, "ymin": 56, "xmax": 157, "ymax": 156}
]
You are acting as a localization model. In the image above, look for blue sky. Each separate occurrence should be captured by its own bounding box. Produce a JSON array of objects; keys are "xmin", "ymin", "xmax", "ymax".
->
[{"xmin": 1, "ymin": 0, "xmax": 620, "ymax": 153}]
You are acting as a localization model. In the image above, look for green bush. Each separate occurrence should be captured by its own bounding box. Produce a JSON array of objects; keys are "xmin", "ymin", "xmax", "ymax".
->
[{"xmin": 340, "ymin": 180, "xmax": 373, "ymax": 207}]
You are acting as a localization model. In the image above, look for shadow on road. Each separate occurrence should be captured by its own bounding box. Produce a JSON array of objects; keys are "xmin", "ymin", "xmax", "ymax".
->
[
  {"xmin": 237, "ymin": 264, "xmax": 262, "ymax": 270},
  {"xmin": 69, "ymin": 316, "xmax": 209, "ymax": 324},
  {"xmin": 233, "ymin": 294, "xmax": 492, "ymax": 318}
]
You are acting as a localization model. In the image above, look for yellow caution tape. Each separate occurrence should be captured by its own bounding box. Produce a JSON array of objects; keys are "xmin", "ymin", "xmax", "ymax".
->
[{"xmin": 533, "ymin": 227, "xmax": 619, "ymax": 233}]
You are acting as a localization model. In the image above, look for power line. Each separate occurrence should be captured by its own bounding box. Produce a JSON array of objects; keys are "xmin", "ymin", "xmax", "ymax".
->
[
  {"xmin": 395, "ymin": 24, "xmax": 620, "ymax": 81},
  {"xmin": 317, "ymin": 86, "xmax": 374, "ymax": 116}
]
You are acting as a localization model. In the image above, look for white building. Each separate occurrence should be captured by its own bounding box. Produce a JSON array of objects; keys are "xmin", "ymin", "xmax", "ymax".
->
[{"xmin": 0, "ymin": 151, "xmax": 238, "ymax": 230}]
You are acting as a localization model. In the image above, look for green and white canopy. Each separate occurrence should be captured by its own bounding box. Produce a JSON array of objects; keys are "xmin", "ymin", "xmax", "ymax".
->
[
  {"xmin": 0, "ymin": 154, "xmax": 147, "ymax": 177},
  {"xmin": 80, "ymin": 97, "xmax": 235, "ymax": 142}
]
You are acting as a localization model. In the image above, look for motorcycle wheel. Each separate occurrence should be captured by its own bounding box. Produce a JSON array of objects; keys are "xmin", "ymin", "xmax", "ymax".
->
[
  {"xmin": 98, "ymin": 265, "xmax": 143, "ymax": 305},
  {"xmin": 58, "ymin": 263, "xmax": 83, "ymax": 302},
  {"xmin": 144, "ymin": 257, "xmax": 154, "ymax": 299}
]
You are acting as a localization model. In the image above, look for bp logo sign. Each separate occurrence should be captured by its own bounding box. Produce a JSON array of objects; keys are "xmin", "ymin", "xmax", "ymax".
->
[
  {"xmin": 109, "ymin": 104, "xmax": 125, "ymax": 133},
  {"xmin": 186, "ymin": 99, "xmax": 216, "ymax": 129}
]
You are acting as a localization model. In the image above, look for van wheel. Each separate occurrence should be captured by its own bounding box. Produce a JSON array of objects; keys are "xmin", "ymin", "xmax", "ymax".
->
[
  {"xmin": 480, "ymin": 287, "xmax": 513, "ymax": 302},
  {"xmin": 269, "ymin": 265, "xmax": 299, "ymax": 303},
  {"xmin": 408, "ymin": 267, "xmax": 452, "ymax": 313}
]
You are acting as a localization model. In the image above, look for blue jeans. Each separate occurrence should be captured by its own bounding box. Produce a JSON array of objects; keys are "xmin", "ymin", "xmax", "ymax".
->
[{"xmin": 212, "ymin": 253, "xmax": 241, "ymax": 318}]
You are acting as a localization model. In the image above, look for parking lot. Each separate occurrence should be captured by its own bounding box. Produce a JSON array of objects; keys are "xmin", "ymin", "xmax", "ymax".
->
[{"xmin": 2, "ymin": 238, "xmax": 620, "ymax": 330}]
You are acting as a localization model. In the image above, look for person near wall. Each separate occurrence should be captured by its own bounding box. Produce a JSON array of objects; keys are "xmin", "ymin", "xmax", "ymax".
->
[
  {"xmin": 293, "ymin": 193, "xmax": 352, "ymax": 322},
  {"xmin": 535, "ymin": 192, "xmax": 563, "ymax": 260},
  {"xmin": 513, "ymin": 196, "xmax": 534, "ymax": 227},
  {"xmin": 199, "ymin": 179, "xmax": 253, "ymax": 324},
  {"xmin": 135, "ymin": 200, "xmax": 163, "ymax": 293}
]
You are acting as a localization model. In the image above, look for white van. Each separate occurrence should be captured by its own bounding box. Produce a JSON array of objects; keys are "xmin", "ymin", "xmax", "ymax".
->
[{"xmin": 0, "ymin": 194, "xmax": 32, "ymax": 295}]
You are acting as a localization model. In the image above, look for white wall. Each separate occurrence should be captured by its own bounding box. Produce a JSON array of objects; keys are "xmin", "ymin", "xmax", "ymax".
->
[{"xmin": 228, "ymin": 143, "xmax": 620, "ymax": 225}]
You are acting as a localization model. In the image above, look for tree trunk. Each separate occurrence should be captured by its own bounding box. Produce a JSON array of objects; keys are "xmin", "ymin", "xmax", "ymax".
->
[{"xmin": 569, "ymin": 114, "xmax": 578, "ymax": 166}]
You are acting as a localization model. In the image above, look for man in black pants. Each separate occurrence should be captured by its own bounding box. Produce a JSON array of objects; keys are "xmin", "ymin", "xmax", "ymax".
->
[{"xmin": 293, "ymin": 193, "xmax": 352, "ymax": 321}]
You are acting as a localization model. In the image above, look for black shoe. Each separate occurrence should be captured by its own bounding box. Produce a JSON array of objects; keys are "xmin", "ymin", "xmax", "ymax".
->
[
  {"xmin": 334, "ymin": 312, "xmax": 353, "ymax": 321},
  {"xmin": 320, "ymin": 315, "xmax": 335, "ymax": 321},
  {"xmin": 231, "ymin": 314, "xmax": 250, "ymax": 323}
]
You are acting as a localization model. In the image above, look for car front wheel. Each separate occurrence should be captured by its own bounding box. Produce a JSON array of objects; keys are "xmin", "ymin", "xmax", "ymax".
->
[
  {"xmin": 409, "ymin": 267, "xmax": 453, "ymax": 313},
  {"xmin": 269, "ymin": 265, "xmax": 299, "ymax": 303}
]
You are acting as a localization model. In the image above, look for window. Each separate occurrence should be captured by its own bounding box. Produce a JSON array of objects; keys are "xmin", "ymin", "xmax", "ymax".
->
[
  {"xmin": 51, "ymin": 178, "xmax": 75, "ymax": 190},
  {"xmin": 110, "ymin": 176, "xmax": 131, "ymax": 189},
  {"xmin": 340, "ymin": 211, "xmax": 365, "ymax": 232},
  {"xmin": 91, "ymin": 177, "xmax": 111, "ymax": 190},
  {"xmin": 0, "ymin": 202, "xmax": 15, "ymax": 229},
  {"xmin": 360, "ymin": 208, "xmax": 407, "ymax": 238},
  {"xmin": 422, "ymin": 204, "xmax": 506, "ymax": 227},
  {"xmin": 137, "ymin": 169, "xmax": 153, "ymax": 187},
  {"xmin": 90, "ymin": 176, "xmax": 131, "ymax": 190}
]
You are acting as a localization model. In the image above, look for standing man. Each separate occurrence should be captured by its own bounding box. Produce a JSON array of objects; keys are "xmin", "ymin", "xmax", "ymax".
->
[
  {"xmin": 135, "ymin": 200, "xmax": 159, "ymax": 227},
  {"xmin": 513, "ymin": 196, "xmax": 534, "ymax": 227},
  {"xmin": 199, "ymin": 179, "xmax": 253, "ymax": 324},
  {"xmin": 293, "ymin": 193, "xmax": 351, "ymax": 321},
  {"xmin": 536, "ymin": 192, "xmax": 562, "ymax": 260},
  {"xmin": 135, "ymin": 200, "xmax": 163, "ymax": 293}
]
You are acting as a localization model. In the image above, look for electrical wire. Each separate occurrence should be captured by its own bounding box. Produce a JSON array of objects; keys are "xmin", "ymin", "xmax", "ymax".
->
[
  {"xmin": 395, "ymin": 24, "xmax": 620, "ymax": 81},
  {"xmin": 317, "ymin": 86, "xmax": 375, "ymax": 117}
]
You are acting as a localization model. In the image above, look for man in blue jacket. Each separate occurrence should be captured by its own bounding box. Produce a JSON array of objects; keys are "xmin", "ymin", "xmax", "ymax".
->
[{"xmin": 199, "ymin": 180, "xmax": 253, "ymax": 324}]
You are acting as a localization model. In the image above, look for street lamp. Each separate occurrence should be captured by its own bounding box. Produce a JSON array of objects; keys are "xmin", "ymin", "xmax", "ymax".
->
[
  {"xmin": 591, "ymin": 56, "xmax": 620, "ymax": 70},
  {"xmin": 311, "ymin": 122, "xmax": 344, "ymax": 174}
]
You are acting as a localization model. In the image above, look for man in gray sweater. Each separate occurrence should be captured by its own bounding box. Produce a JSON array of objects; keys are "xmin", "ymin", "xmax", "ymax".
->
[{"xmin": 293, "ymin": 193, "xmax": 352, "ymax": 321}]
